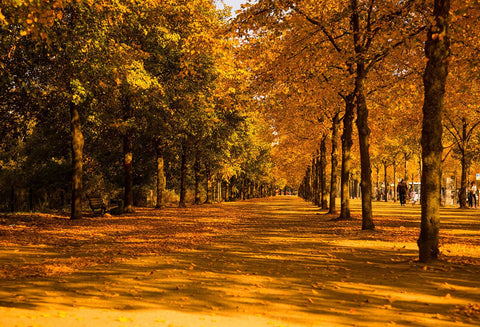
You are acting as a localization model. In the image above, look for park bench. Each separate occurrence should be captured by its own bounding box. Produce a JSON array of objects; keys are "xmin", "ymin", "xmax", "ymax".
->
[{"xmin": 86, "ymin": 194, "xmax": 123, "ymax": 216}]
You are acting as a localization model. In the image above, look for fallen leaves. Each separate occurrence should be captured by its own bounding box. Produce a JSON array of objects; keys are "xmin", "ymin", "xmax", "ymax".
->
[{"xmin": 0, "ymin": 206, "xmax": 236, "ymax": 279}]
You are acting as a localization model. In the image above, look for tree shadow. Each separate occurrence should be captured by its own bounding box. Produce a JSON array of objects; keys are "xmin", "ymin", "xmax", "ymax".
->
[{"xmin": 1, "ymin": 197, "xmax": 479, "ymax": 326}]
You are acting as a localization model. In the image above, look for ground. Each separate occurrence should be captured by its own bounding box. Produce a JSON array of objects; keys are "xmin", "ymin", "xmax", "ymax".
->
[{"xmin": 1, "ymin": 197, "xmax": 480, "ymax": 327}]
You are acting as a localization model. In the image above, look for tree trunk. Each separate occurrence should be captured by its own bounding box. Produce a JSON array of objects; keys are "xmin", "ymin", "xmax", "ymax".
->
[
  {"xmin": 179, "ymin": 141, "xmax": 188, "ymax": 208},
  {"xmin": 329, "ymin": 112, "xmax": 340, "ymax": 214},
  {"xmin": 156, "ymin": 141, "xmax": 166, "ymax": 209},
  {"xmin": 123, "ymin": 97, "xmax": 134, "ymax": 213},
  {"xmin": 404, "ymin": 152, "xmax": 409, "ymax": 180},
  {"xmin": 352, "ymin": 0, "xmax": 374, "ymax": 230},
  {"xmin": 10, "ymin": 185, "xmax": 15, "ymax": 213},
  {"xmin": 123, "ymin": 128, "xmax": 134, "ymax": 212},
  {"xmin": 312, "ymin": 156, "xmax": 319, "ymax": 205},
  {"xmin": 459, "ymin": 119, "xmax": 468, "ymax": 208},
  {"xmin": 320, "ymin": 136, "xmax": 328, "ymax": 209},
  {"xmin": 418, "ymin": 0, "xmax": 450, "ymax": 263},
  {"xmin": 29, "ymin": 187, "xmax": 33, "ymax": 212},
  {"xmin": 315, "ymin": 150, "xmax": 322, "ymax": 207},
  {"xmin": 339, "ymin": 94, "xmax": 354, "ymax": 219},
  {"xmin": 305, "ymin": 166, "xmax": 312, "ymax": 202},
  {"xmin": 393, "ymin": 163, "xmax": 397, "ymax": 203},
  {"xmin": 384, "ymin": 161, "xmax": 388, "ymax": 202},
  {"xmin": 70, "ymin": 101, "xmax": 84, "ymax": 220},
  {"xmin": 216, "ymin": 177, "xmax": 221, "ymax": 202},
  {"xmin": 240, "ymin": 174, "xmax": 245, "ymax": 200},
  {"xmin": 194, "ymin": 151, "xmax": 201, "ymax": 205},
  {"xmin": 205, "ymin": 163, "xmax": 212, "ymax": 204},
  {"xmin": 356, "ymin": 70, "xmax": 374, "ymax": 230},
  {"xmin": 459, "ymin": 151, "xmax": 468, "ymax": 208}
]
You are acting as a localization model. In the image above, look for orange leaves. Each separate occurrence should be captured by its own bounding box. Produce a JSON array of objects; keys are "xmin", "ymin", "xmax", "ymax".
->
[{"xmin": 0, "ymin": 206, "xmax": 235, "ymax": 279}]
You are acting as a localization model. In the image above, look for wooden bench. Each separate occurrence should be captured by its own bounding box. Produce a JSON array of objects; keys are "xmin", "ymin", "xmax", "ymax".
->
[
  {"xmin": 87, "ymin": 194, "xmax": 123, "ymax": 216},
  {"xmin": 86, "ymin": 194, "xmax": 107, "ymax": 216}
]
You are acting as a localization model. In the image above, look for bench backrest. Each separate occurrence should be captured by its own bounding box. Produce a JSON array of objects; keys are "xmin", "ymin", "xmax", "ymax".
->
[{"xmin": 87, "ymin": 195, "xmax": 104, "ymax": 208}]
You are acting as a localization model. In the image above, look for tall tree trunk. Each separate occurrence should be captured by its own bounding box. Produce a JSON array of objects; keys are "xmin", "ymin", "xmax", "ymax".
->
[
  {"xmin": 320, "ymin": 136, "xmax": 328, "ymax": 209},
  {"xmin": 123, "ymin": 97, "xmax": 134, "ymax": 213},
  {"xmin": 339, "ymin": 94, "xmax": 354, "ymax": 219},
  {"xmin": 123, "ymin": 128, "xmax": 134, "ymax": 212},
  {"xmin": 418, "ymin": 0, "xmax": 450, "ymax": 263},
  {"xmin": 194, "ymin": 151, "xmax": 201, "ymax": 205},
  {"xmin": 305, "ymin": 166, "xmax": 312, "ymax": 202},
  {"xmin": 156, "ymin": 141, "xmax": 166, "ymax": 209},
  {"xmin": 459, "ymin": 119, "xmax": 468, "ymax": 208},
  {"xmin": 459, "ymin": 150, "xmax": 468, "ymax": 208},
  {"xmin": 315, "ymin": 150, "xmax": 321, "ymax": 206},
  {"xmin": 404, "ymin": 152, "xmax": 409, "ymax": 180},
  {"xmin": 356, "ymin": 70, "xmax": 374, "ymax": 230},
  {"xmin": 393, "ymin": 163, "xmax": 397, "ymax": 203},
  {"xmin": 205, "ymin": 163, "xmax": 212, "ymax": 203},
  {"xmin": 179, "ymin": 141, "xmax": 188, "ymax": 208},
  {"xmin": 10, "ymin": 185, "xmax": 15, "ymax": 213},
  {"xmin": 29, "ymin": 187, "xmax": 33, "ymax": 212},
  {"xmin": 70, "ymin": 101, "xmax": 84, "ymax": 220},
  {"xmin": 312, "ymin": 156, "xmax": 319, "ymax": 205},
  {"xmin": 329, "ymin": 112, "xmax": 340, "ymax": 214},
  {"xmin": 384, "ymin": 161, "xmax": 388, "ymax": 202},
  {"xmin": 352, "ymin": 0, "xmax": 374, "ymax": 230}
]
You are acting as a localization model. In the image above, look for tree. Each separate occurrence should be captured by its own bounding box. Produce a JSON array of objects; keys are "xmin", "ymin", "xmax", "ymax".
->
[
  {"xmin": 236, "ymin": 0, "xmax": 427, "ymax": 229},
  {"xmin": 418, "ymin": 0, "xmax": 451, "ymax": 263}
]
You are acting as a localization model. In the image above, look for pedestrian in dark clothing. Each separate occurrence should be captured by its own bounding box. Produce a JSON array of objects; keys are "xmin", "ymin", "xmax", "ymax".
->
[{"xmin": 397, "ymin": 179, "xmax": 408, "ymax": 206}]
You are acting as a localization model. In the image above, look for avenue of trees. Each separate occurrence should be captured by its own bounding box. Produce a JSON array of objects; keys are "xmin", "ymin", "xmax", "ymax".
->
[
  {"xmin": 1, "ymin": 0, "xmax": 480, "ymax": 263},
  {"xmin": 0, "ymin": 0, "xmax": 282, "ymax": 219},
  {"xmin": 233, "ymin": 0, "xmax": 479, "ymax": 262}
]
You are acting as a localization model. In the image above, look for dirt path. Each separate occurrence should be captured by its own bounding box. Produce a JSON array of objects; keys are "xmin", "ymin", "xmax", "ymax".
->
[{"xmin": 1, "ymin": 197, "xmax": 480, "ymax": 326}]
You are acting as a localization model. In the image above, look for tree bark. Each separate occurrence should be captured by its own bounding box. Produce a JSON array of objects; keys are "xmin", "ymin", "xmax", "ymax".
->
[
  {"xmin": 459, "ymin": 151, "xmax": 468, "ymax": 208},
  {"xmin": 339, "ymin": 94, "xmax": 354, "ymax": 219},
  {"xmin": 179, "ymin": 140, "xmax": 188, "ymax": 208},
  {"xmin": 194, "ymin": 151, "xmax": 201, "ymax": 205},
  {"xmin": 312, "ymin": 156, "xmax": 319, "ymax": 205},
  {"xmin": 10, "ymin": 185, "xmax": 15, "ymax": 213},
  {"xmin": 393, "ymin": 163, "xmax": 397, "ymax": 203},
  {"xmin": 123, "ymin": 96, "xmax": 134, "ymax": 213},
  {"xmin": 404, "ymin": 152, "xmax": 409, "ymax": 180},
  {"xmin": 123, "ymin": 128, "xmax": 134, "ymax": 212},
  {"xmin": 205, "ymin": 163, "xmax": 212, "ymax": 203},
  {"xmin": 459, "ymin": 119, "xmax": 468, "ymax": 208},
  {"xmin": 320, "ymin": 136, "xmax": 328, "ymax": 209},
  {"xmin": 418, "ymin": 0, "xmax": 450, "ymax": 263},
  {"xmin": 352, "ymin": 0, "xmax": 374, "ymax": 230},
  {"xmin": 384, "ymin": 160, "xmax": 388, "ymax": 202},
  {"xmin": 329, "ymin": 112, "xmax": 340, "ymax": 214},
  {"xmin": 156, "ymin": 141, "xmax": 166, "ymax": 209},
  {"xmin": 70, "ymin": 101, "xmax": 84, "ymax": 220},
  {"xmin": 356, "ymin": 69, "xmax": 375, "ymax": 230},
  {"xmin": 305, "ymin": 166, "xmax": 312, "ymax": 202}
]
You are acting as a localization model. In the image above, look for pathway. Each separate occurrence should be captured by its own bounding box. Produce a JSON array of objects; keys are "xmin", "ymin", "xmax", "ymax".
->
[{"xmin": 1, "ymin": 197, "xmax": 480, "ymax": 326}]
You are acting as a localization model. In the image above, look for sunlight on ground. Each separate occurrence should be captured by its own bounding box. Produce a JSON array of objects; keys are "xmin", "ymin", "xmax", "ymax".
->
[{"xmin": 1, "ymin": 197, "xmax": 480, "ymax": 326}]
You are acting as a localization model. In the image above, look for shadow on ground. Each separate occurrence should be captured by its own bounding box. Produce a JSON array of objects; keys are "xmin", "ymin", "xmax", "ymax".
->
[{"xmin": 1, "ymin": 197, "xmax": 480, "ymax": 326}]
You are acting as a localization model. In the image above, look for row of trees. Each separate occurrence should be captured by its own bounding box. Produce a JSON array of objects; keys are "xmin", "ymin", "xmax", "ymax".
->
[
  {"xmin": 2, "ymin": 0, "xmax": 480, "ymax": 264},
  {"xmin": 233, "ymin": 0, "xmax": 480, "ymax": 262},
  {"xmin": 0, "ymin": 1, "xmax": 283, "ymax": 218}
]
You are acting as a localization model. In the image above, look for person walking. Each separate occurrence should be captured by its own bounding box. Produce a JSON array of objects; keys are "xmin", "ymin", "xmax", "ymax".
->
[
  {"xmin": 397, "ymin": 179, "xmax": 408, "ymax": 206},
  {"xmin": 469, "ymin": 182, "xmax": 477, "ymax": 208}
]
